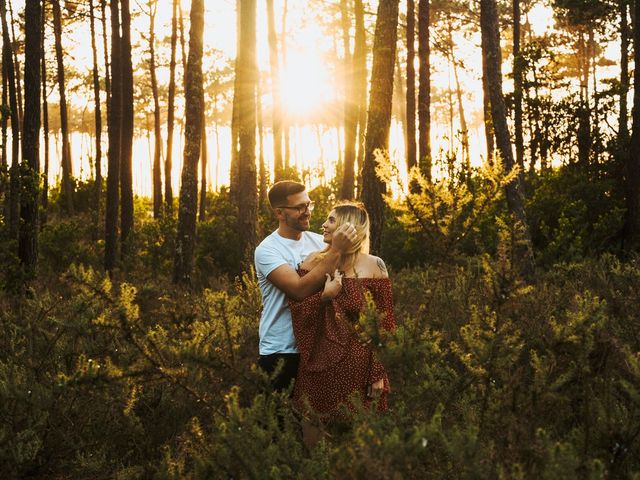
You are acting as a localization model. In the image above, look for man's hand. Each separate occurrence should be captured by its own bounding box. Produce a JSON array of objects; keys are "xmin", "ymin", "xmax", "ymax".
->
[
  {"xmin": 320, "ymin": 269, "xmax": 343, "ymax": 302},
  {"xmin": 330, "ymin": 222, "xmax": 358, "ymax": 253}
]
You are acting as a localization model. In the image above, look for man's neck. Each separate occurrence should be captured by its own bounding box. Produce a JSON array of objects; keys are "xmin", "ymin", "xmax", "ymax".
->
[{"xmin": 277, "ymin": 225, "xmax": 303, "ymax": 241}]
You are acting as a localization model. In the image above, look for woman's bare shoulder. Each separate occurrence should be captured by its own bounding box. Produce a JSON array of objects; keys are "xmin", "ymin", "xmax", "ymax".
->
[{"xmin": 357, "ymin": 254, "xmax": 389, "ymax": 278}]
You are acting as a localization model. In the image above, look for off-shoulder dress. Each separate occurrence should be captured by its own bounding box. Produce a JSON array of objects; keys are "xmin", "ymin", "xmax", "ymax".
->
[{"xmin": 289, "ymin": 269, "xmax": 396, "ymax": 417}]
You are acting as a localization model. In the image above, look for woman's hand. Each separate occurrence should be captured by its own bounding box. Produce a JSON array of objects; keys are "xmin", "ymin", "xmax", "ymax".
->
[
  {"xmin": 320, "ymin": 269, "xmax": 343, "ymax": 302},
  {"xmin": 369, "ymin": 378, "xmax": 385, "ymax": 398}
]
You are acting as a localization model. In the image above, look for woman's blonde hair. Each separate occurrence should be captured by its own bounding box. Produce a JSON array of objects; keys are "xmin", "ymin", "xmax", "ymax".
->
[{"xmin": 320, "ymin": 202, "xmax": 370, "ymax": 270}]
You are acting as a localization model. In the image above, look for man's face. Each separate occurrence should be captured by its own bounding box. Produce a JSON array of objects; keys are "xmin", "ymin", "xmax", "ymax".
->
[{"xmin": 278, "ymin": 191, "xmax": 313, "ymax": 232}]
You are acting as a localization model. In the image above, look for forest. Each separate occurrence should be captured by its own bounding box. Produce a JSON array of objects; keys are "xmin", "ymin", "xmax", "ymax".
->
[{"xmin": 1, "ymin": 0, "xmax": 640, "ymax": 478}]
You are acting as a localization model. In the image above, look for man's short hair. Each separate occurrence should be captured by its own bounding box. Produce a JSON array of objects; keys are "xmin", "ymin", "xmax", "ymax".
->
[{"xmin": 268, "ymin": 181, "xmax": 306, "ymax": 208}]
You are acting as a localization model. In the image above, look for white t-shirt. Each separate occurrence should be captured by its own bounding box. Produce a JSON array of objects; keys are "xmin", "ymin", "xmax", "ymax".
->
[{"xmin": 254, "ymin": 230, "xmax": 325, "ymax": 355}]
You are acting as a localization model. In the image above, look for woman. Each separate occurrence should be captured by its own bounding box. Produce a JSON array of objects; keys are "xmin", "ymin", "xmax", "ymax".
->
[{"xmin": 289, "ymin": 202, "xmax": 396, "ymax": 420}]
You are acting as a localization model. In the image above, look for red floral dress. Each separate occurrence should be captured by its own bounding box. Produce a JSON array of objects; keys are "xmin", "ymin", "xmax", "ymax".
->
[{"xmin": 289, "ymin": 269, "xmax": 396, "ymax": 418}]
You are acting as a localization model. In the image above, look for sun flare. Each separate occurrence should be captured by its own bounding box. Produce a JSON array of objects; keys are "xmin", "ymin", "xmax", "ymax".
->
[{"xmin": 279, "ymin": 54, "xmax": 338, "ymax": 119}]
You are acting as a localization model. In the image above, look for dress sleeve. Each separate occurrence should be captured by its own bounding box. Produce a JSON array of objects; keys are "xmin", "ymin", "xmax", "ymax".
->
[
  {"xmin": 289, "ymin": 271, "xmax": 353, "ymax": 372},
  {"xmin": 370, "ymin": 279, "xmax": 397, "ymax": 332}
]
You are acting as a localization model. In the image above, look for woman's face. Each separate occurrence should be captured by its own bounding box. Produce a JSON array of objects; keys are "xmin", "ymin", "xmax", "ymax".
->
[{"xmin": 321, "ymin": 209, "xmax": 338, "ymax": 243}]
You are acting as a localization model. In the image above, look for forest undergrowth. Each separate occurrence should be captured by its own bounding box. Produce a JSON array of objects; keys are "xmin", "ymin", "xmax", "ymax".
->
[{"xmin": 2, "ymin": 170, "xmax": 640, "ymax": 479}]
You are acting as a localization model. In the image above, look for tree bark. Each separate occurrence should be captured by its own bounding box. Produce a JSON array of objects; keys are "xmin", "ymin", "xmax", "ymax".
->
[
  {"xmin": 41, "ymin": 0, "xmax": 49, "ymax": 226},
  {"xmin": 149, "ymin": 0, "xmax": 163, "ymax": 219},
  {"xmin": 199, "ymin": 94, "xmax": 208, "ymax": 222},
  {"xmin": 448, "ymin": 15, "xmax": 469, "ymax": 172},
  {"xmin": 165, "ymin": 0, "xmax": 178, "ymax": 215},
  {"xmin": 282, "ymin": 0, "xmax": 291, "ymax": 170},
  {"xmin": 100, "ymin": 0, "xmax": 111, "ymax": 104},
  {"xmin": 362, "ymin": 0, "xmax": 399, "ymax": 255},
  {"xmin": 623, "ymin": 0, "xmax": 640, "ymax": 250},
  {"xmin": 577, "ymin": 32, "xmax": 591, "ymax": 166},
  {"xmin": 417, "ymin": 0, "xmax": 431, "ymax": 180},
  {"xmin": 345, "ymin": 0, "xmax": 367, "ymax": 197},
  {"xmin": 173, "ymin": 0, "xmax": 204, "ymax": 285},
  {"xmin": 482, "ymin": 52, "xmax": 495, "ymax": 163},
  {"xmin": 513, "ymin": 0, "xmax": 524, "ymax": 170},
  {"xmin": 90, "ymin": 0, "xmax": 103, "ymax": 232},
  {"xmin": 395, "ymin": 56, "xmax": 408, "ymax": 162},
  {"xmin": 2, "ymin": 0, "xmax": 19, "ymax": 239},
  {"xmin": 1, "ymin": 50, "xmax": 6, "ymax": 174},
  {"xmin": 619, "ymin": 0, "xmax": 629, "ymax": 144},
  {"xmin": 235, "ymin": 0, "xmax": 258, "ymax": 268},
  {"xmin": 405, "ymin": 0, "xmax": 417, "ymax": 178},
  {"xmin": 340, "ymin": 0, "xmax": 358, "ymax": 199},
  {"xmin": 120, "ymin": 0, "xmax": 134, "ymax": 249},
  {"xmin": 230, "ymin": 0, "xmax": 241, "ymax": 198},
  {"xmin": 267, "ymin": 0, "xmax": 283, "ymax": 181},
  {"xmin": 480, "ymin": 0, "xmax": 534, "ymax": 274},
  {"xmin": 354, "ymin": 0, "xmax": 367, "ymax": 194},
  {"xmin": 18, "ymin": 0, "xmax": 41, "ymax": 275},
  {"xmin": 52, "ymin": 0, "xmax": 73, "ymax": 213},
  {"xmin": 105, "ymin": 0, "xmax": 122, "ymax": 273},
  {"xmin": 257, "ymin": 71, "xmax": 267, "ymax": 208},
  {"xmin": 8, "ymin": 0, "xmax": 22, "ymax": 130}
]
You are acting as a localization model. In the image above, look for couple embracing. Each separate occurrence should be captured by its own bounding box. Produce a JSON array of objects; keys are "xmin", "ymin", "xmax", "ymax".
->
[{"xmin": 254, "ymin": 181, "xmax": 396, "ymax": 422}]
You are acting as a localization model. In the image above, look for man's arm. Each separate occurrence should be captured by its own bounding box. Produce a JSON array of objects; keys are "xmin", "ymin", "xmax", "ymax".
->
[{"xmin": 267, "ymin": 223, "xmax": 356, "ymax": 301}]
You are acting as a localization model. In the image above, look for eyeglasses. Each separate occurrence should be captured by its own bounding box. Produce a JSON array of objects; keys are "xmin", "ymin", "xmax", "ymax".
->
[{"xmin": 276, "ymin": 201, "xmax": 315, "ymax": 214}]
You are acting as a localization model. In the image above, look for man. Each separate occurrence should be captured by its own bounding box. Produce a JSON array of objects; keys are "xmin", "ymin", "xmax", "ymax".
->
[{"xmin": 254, "ymin": 181, "xmax": 356, "ymax": 392}]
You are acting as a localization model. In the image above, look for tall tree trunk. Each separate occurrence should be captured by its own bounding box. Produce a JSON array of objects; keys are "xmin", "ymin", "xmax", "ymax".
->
[
  {"xmin": 165, "ymin": 0, "xmax": 178, "ymax": 215},
  {"xmin": 257, "ymin": 72, "xmax": 267, "ymax": 208},
  {"xmin": 2, "ymin": 0, "xmax": 19, "ymax": 239},
  {"xmin": 214, "ymin": 113, "xmax": 221, "ymax": 191},
  {"xmin": 338, "ymin": 0, "xmax": 351, "ymax": 198},
  {"xmin": 178, "ymin": 1, "xmax": 188, "ymax": 84},
  {"xmin": 577, "ymin": 32, "xmax": 591, "ymax": 166},
  {"xmin": 100, "ymin": 0, "xmax": 110, "ymax": 104},
  {"xmin": 41, "ymin": 0, "xmax": 49, "ymax": 226},
  {"xmin": 340, "ymin": 0, "xmax": 358, "ymax": 199},
  {"xmin": 513, "ymin": 0, "xmax": 524, "ymax": 170},
  {"xmin": 266, "ymin": 0, "xmax": 283, "ymax": 181},
  {"xmin": 480, "ymin": 0, "xmax": 534, "ymax": 274},
  {"xmin": 173, "ymin": 0, "xmax": 204, "ymax": 285},
  {"xmin": 446, "ymin": 61, "xmax": 454, "ymax": 166},
  {"xmin": 105, "ymin": 0, "xmax": 122, "ymax": 273},
  {"xmin": 452, "ymin": 58, "xmax": 469, "ymax": 172},
  {"xmin": 417, "ymin": 0, "xmax": 431, "ymax": 180},
  {"xmin": 8, "ymin": 0, "xmax": 22, "ymax": 130},
  {"xmin": 623, "ymin": 0, "xmax": 640, "ymax": 250},
  {"xmin": 149, "ymin": 0, "xmax": 163, "ymax": 219},
  {"xmin": 362, "ymin": 0, "xmax": 399, "ymax": 255},
  {"xmin": 354, "ymin": 0, "xmax": 367, "ymax": 195},
  {"xmin": 230, "ymin": 0, "xmax": 240, "ymax": 198},
  {"xmin": 235, "ymin": 0, "xmax": 258, "ymax": 268},
  {"xmin": 18, "ymin": 0, "xmax": 41, "ymax": 275},
  {"xmin": 448, "ymin": 15, "xmax": 469, "ymax": 172},
  {"xmin": 590, "ymin": 29, "xmax": 600, "ymax": 165},
  {"xmin": 482, "ymin": 52, "xmax": 495, "ymax": 163},
  {"xmin": 199, "ymin": 94, "xmax": 207, "ymax": 222},
  {"xmin": 405, "ymin": 0, "xmax": 417, "ymax": 177},
  {"xmin": 120, "ymin": 0, "xmax": 134, "ymax": 249},
  {"xmin": 395, "ymin": 56, "xmax": 408, "ymax": 162},
  {"xmin": 619, "ymin": 0, "xmax": 630, "ymax": 144},
  {"xmin": 52, "ymin": 0, "xmax": 73, "ymax": 213},
  {"xmin": 281, "ymin": 0, "xmax": 291, "ymax": 170},
  {"xmin": 1, "ymin": 56, "xmax": 6, "ymax": 175},
  {"xmin": 90, "ymin": 0, "xmax": 103, "ymax": 233}
]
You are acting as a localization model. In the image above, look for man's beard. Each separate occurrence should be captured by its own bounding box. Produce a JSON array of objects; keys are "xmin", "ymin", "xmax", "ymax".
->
[{"xmin": 285, "ymin": 213, "xmax": 310, "ymax": 232}]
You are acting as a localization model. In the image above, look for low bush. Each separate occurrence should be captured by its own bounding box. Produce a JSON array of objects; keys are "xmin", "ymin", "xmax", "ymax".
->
[{"xmin": 2, "ymin": 252, "xmax": 639, "ymax": 478}]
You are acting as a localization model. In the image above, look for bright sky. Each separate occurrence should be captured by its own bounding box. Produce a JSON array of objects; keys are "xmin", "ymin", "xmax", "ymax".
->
[{"xmin": 18, "ymin": 0, "xmax": 620, "ymax": 196}]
